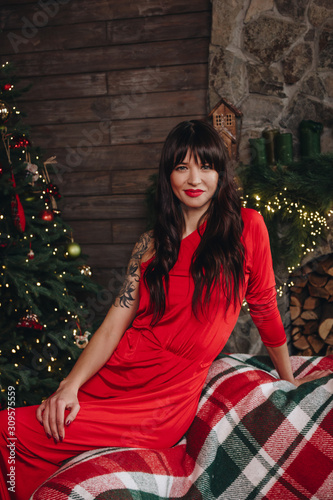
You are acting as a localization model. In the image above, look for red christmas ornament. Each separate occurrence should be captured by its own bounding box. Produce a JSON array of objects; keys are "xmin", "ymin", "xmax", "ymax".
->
[
  {"xmin": 9, "ymin": 135, "xmax": 30, "ymax": 149},
  {"xmin": 10, "ymin": 170, "xmax": 26, "ymax": 233},
  {"xmin": 39, "ymin": 209, "xmax": 54, "ymax": 222},
  {"xmin": 17, "ymin": 313, "xmax": 43, "ymax": 331},
  {"xmin": 11, "ymin": 195, "xmax": 26, "ymax": 232},
  {"xmin": 3, "ymin": 83, "xmax": 13, "ymax": 91}
]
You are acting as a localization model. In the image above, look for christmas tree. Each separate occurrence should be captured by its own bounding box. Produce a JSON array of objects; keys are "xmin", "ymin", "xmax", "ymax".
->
[{"xmin": 0, "ymin": 62, "xmax": 101, "ymax": 407}]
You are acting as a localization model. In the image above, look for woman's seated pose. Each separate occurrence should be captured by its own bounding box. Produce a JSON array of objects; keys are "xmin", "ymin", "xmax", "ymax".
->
[{"xmin": 0, "ymin": 120, "xmax": 330, "ymax": 500}]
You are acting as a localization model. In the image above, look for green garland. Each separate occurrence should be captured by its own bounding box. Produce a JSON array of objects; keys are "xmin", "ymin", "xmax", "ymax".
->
[{"xmin": 237, "ymin": 154, "xmax": 333, "ymax": 271}]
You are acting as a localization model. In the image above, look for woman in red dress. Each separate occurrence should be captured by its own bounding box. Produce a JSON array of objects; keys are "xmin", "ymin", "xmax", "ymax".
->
[{"xmin": 0, "ymin": 120, "xmax": 330, "ymax": 500}]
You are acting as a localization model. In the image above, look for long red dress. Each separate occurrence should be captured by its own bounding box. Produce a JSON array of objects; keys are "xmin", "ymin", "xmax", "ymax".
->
[{"xmin": 0, "ymin": 208, "xmax": 286, "ymax": 500}]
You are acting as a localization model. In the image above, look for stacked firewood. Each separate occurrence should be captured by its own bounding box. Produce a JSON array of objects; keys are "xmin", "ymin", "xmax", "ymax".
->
[{"xmin": 290, "ymin": 253, "xmax": 333, "ymax": 356}]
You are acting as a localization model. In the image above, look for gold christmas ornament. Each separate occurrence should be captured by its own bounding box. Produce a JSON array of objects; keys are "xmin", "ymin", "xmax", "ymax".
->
[{"xmin": 79, "ymin": 265, "xmax": 92, "ymax": 276}]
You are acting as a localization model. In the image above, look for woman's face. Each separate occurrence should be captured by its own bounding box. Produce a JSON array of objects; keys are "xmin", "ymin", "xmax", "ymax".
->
[{"xmin": 170, "ymin": 150, "xmax": 219, "ymax": 214}]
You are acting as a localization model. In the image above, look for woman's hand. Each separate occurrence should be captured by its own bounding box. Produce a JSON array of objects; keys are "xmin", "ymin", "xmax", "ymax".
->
[
  {"xmin": 266, "ymin": 344, "xmax": 332, "ymax": 387},
  {"xmin": 36, "ymin": 380, "xmax": 80, "ymax": 443},
  {"xmin": 293, "ymin": 369, "xmax": 332, "ymax": 387}
]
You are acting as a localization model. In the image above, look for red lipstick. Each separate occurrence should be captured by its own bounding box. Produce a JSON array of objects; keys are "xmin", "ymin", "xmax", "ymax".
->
[{"xmin": 184, "ymin": 189, "xmax": 204, "ymax": 197}]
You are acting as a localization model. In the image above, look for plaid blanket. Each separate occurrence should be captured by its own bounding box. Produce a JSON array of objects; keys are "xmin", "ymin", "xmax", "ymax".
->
[{"xmin": 31, "ymin": 354, "xmax": 333, "ymax": 500}]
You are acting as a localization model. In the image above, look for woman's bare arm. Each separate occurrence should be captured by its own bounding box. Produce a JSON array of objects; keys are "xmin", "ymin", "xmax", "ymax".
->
[{"xmin": 36, "ymin": 231, "xmax": 154, "ymax": 442}]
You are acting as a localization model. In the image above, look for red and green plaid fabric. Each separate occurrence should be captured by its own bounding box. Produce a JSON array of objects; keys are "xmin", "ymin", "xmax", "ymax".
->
[{"xmin": 31, "ymin": 354, "xmax": 333, "ymax": 500}]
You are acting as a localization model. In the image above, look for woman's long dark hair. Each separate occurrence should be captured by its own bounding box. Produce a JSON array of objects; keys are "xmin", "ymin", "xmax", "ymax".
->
[{"xmin": 144, "ymin": 119, "xmax": 245, "ymax": 323}]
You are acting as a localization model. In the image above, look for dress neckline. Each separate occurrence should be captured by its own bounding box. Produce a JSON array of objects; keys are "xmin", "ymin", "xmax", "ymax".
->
[
  {"xmin": 141, "ymin": 221, "xmax": 206, "ymax": 267},
  {"xmin": 181, "ymin": 221, "xmax": 206, "ymax": 242}
]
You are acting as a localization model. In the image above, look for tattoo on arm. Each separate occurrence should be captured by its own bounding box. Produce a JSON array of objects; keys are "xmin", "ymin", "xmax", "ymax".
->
[
  {"xmin": 116, "ymin": 262, "xmax": 139, "ymax": 308},
  {"xmin": 114, "ymin": 232, "xmax": 152, "ymax": 309}
]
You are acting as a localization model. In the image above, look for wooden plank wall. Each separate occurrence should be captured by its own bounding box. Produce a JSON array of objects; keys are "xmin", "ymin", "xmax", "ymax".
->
[{"xmin": 0, "ymin": 0, "xmax": 211, "ymax": 299}]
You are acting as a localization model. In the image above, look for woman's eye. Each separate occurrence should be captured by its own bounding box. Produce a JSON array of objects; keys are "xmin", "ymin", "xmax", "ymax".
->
[
  {"xmin": 175, "ymin": 165, "xmax": 187, "ymax": 171},
  {"xmin": 202, "ymin": 164, "xmax": 213, "ymax": 170}
]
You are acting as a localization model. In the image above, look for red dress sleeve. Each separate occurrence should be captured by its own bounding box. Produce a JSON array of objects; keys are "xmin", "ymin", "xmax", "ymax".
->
[{"xmin": 244, "ymin": 210, "xmax": 287, "ymax": 347}]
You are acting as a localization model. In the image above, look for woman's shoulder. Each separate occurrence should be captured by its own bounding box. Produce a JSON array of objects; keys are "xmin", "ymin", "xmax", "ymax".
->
[
  {"xmin": 241, "ymin": 207, "xmax": 265, "ymax": 228},
  {"xmin": 134, "ymin": 230, "xmax": 155, "ymax": 264},
  {"xmin": 241, "ymin": 207, "xmax": 268, "ymax": 240}
]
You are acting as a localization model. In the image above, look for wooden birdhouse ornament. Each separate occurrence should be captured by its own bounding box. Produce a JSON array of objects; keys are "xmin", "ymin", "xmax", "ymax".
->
[{"xmin": 209, "ymin": 98, "xmax": 243, "ymax": 161}]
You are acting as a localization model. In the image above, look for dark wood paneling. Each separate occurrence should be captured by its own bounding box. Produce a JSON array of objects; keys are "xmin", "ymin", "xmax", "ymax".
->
[
  {"xmin": 107, "ymin": 64, "xmax": 208, "ymax": 95},
  {"xmin": 29, "ymin": 122, "xmax": 111, "ymax": 148},
  {"xmin": 110, "ymin": 89, "xmax": 206, "ymax": 122},
  {"xmin": 17, "ymin": 63, "xmax": 207, "ymax": 102},
  {"xmin": 111, "ymin": 169, "xmax": 157, "ymax": 194},
  {"xmin": 20, "ymin": 96, "xmax": 113, "ymax": 125},
  {"xmin": 1, "ymin": 0, "xmax": 210, "ymax": 29},
  {"xmin": 0, "ymin": 1, "xmax": 35, "ymax": 4},
  {"xmin": 30, "ymin": 115, "xmax": 204, "ymax": 149},
  {"xmin": 110, "ymin": 115, "xmax": 204, "ymax": 145},
  {"xmin": 19, "ymin": 89, "xmax": 206, "ymax": 125},
  {"xmin": 58, "ymin": 171, "xmax": 112, "ymax": 196},
  {"xmin": 59, "ymin": 169, "xmax": 156, "ymax": 196},
  {"xmin": 61, "ymin": 195, "xmax": 147, "ymax": 220},
  {"xmin": 48, "ymin": 143, "xmax": 163, "ymax": 174},
  {"xmin": 4, "ymin": 38, "xmax": 209, "ymax": 77},
  {"xmin": 107, "ymin": 11, "xmax": 210, "ymax": 45},
  {"xmin": 83, "ymin": 243, "xmax": 134, "ymax": 268},
  {"xmin": 0, "ymin": 22, "xmax": 107, "ymax": 54},
  {"xmin": 1, "ymin": 12, "xmax": 210, "ymax": 55},
  {"xmin": 18, "ymin": 73, "xmax": 108, "ymax": 101},
  {"xmin": 66, "ymin": 220, "xmax": 112, "ymax": 244},
  {"xmin": 112, "ymin": 219, "xmax": 148, "ymax": 243}
]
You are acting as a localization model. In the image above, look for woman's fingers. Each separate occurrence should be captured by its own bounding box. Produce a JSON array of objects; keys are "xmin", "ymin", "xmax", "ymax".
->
[
  {"xmin": 296, "ymin": 369, "xmax": 332, "ymax": 386},
  {"xmin": 35, "ymin": 400, "xmax": 46, "ymax": 424},
  {"xmin": 64, "ymin": 402, "xmax": 80, "ymax": 428},
  {"xmin": 41, "ymin": 404, "xmax": 52, "ymax": 439},
  {"xmin": 48, "ymin": 397, "xmax": 66, "ymax": 442}
]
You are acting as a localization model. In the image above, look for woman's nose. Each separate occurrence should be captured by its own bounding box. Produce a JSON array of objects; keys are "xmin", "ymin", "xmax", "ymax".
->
[{"xmin": 188, "ymin": 168, "xmax": 201, "ymax": 185}]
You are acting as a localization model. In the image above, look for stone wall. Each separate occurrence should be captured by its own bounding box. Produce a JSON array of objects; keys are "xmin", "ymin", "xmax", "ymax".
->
[
  {"xmin": 209, "ymin": 0, "xmax": 333, "ymax": 354},
  {"xmin": 209, "ymin": 0, "xmax": 333, "ymax": 164}
]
